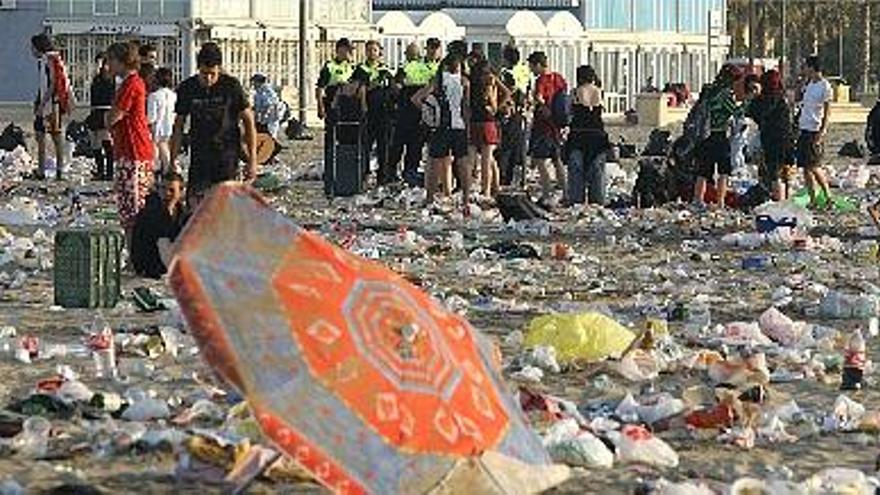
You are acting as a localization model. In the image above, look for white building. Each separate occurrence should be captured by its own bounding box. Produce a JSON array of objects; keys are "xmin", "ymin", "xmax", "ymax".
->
[
  {"xmin": 374, "ymin": 0, "xmax": 731, "ymax": 112},
  {"xmin": 1, "ymin": 0, "xmax": 374, "ymax": 116}
]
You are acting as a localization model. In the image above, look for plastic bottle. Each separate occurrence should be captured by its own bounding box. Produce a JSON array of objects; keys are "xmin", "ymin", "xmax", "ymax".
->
[
  {"xmin": 88, "ymin": 315, "xmax": 117, "ymax": 380},
  {"xmin": 841, "ymin": 330, "xmax": 866, "ymax": 391}
]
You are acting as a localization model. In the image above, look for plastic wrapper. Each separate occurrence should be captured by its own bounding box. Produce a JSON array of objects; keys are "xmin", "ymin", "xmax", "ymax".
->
[{"xmin": 524, "ymin": 312, "xmax": 635, "ymax": 363}]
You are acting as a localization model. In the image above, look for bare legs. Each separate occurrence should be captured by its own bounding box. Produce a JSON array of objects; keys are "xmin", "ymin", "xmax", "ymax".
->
[
  {"xmin": 693, "ymin": 175, "xmax": 729, "ymax": 209},
  {"xmin": 35, "ymin": 131, "xmax": 65, "ymax": 179},
  {"xmin": 804, "ymin": 166, "xmax": 832, "ymax": 209},
  {"xmin": 475, "ymin": 144, "xmax": 499, "ymax": 198}
]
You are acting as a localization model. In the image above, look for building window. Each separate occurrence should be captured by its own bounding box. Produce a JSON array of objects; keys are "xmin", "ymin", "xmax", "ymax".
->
[{"xmin": 94, "ymin": 0, "xmax": 118, "ymax": 16}]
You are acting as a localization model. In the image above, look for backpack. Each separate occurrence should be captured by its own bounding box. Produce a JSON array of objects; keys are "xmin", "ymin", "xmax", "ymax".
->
[
  {"xmin": 643, "ymin": 129, "xmax": 672, "ymax": 157},
  {"xmin": 65, "ymin": 120, "xmax": 93, "ymax": 158},
  {"xmin": 0, "ymin": 123, "xmax": 26, "ymax": 152},
  {"xmin": 422, "ymin": 71, "xmax": 453, "ymax": 130},
  {"xmin": 838, "ymin": 140, "xmax": 867, "ymax": 159},
  {"xmin": 633, "ymin": 157, "xmax": 670, "ymax": 208},
  {"xmin": 47, "ymin": 53, "xmax": 72, "ymax": 115},
  {"xmin": 496, "ymin": 191, "xmax": 548, "ymax": 222},
  {"xmin": 679, "ymin": 84, "xmax": 716, "ymax": 157},
  {"xmin": 740, "ymin": 184, "xmax": 771, "ymax": 210},
  {"xmin": 550, "ymin": 77, "xmax": 572, "ymax": 128}
]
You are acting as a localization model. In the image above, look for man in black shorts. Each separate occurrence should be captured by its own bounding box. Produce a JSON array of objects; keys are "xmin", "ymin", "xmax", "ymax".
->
[
  {"xmin": 693, "ymin": 64, "xmax": 742, "ymax": 209},
  {"xmin": 797, "ymin": 55, "xmax": 834, "ymax": 209},
  {"xmin": 170, "ymin": 42, "xmax": 257, "ymax": 208}
]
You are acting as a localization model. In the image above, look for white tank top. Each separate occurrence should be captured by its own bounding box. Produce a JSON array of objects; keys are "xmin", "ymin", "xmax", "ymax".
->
[{"xmin": 441, "ymin": 72, "xmax": 466, "ymax": 130}]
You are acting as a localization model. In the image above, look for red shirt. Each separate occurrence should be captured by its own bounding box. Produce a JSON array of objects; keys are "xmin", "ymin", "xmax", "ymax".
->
[
  {"xmin": 533, "ymin": 72, "xmax": 567, "ymax": 138},
  {"xmin": 112, "ymin": 73, "xmax": 153, "ymax": 162}
]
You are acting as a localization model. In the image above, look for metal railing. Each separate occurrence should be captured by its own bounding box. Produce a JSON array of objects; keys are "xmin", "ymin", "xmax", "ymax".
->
[{"xmin": 603, "ymin": 92, "xmax": 628, "ymax": 116}]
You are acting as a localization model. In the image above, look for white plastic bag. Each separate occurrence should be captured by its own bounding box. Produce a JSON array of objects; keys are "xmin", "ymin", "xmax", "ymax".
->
[
  {"xmin": 544, "ymin": 419, "xmax": 614, "ymax": 469},
  {"xmin": 758, "ymin": 307, "xmax": 800, "ymax": 346},
  {"xmin": 609, "ymin": 425, "xmax": 679, "ymax": 468}
]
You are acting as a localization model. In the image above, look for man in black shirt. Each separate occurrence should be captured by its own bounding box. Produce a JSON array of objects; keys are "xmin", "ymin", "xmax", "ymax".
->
[{"xmin": 170, "ymin": 42, "xmax": 257, "ymax": 207}]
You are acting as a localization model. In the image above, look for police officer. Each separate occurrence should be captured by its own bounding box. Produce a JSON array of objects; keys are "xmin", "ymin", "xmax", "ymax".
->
[
  {"xmin": 353, "ymin": 40, "xmax": 395, "ymax": 184},
  {"xmin": 500, "ymin": 44, "xmax": 531, "ymax": 98},
  {"xmin": 424, "ymin": 37, "xmax": 442, "ymax": 77},
  {"xmin": 498, "ymin": 44, "xmax": 531, "ymax": 186},
  {"xmin": 316, "ymin": 38, "xmax": 354, "ymax": 196},
  {"xmin": 389, "ymin": 40, "xmax": 439, "ymax": 187}
]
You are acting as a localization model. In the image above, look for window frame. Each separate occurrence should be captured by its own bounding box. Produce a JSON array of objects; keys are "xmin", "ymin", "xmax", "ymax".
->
[{"xmin": 93, "ymin": 0, "xmax": 119, "ymax": 16}]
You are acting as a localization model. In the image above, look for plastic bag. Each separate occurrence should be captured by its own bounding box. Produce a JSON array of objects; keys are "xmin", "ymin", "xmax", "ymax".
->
[
  {"xmin": 524, "ymin": 313, "xmax": 635, "ymax": 364},
  {"xmin": 610, "ymin": 425, "xmax": 679, "ymax": 468},
  {"xmin": 722, "ymin": 321, "xmax": 773, "ymax": 346},
  {"xmin": 802, "ymin": 468, "xmax": 873, "ymax": 494},
  {"xmin": 611, "ymin": 349, "xmax": 660, "ymax": 382},
  {"xmin": 791, "ymin": 189, "xmax": 859, "ymax": 212},
  {"xmin": 543, "ymin": 419, "xmax": 614, "ymax": 469},
  {"xmin": 615, "ymin": 393, "xmax": 685, "ymax": 425},
  {"xmin": 754, "ymin": 201, "xmax": 814, "ymax": 230},
  {"xmin": 823, "ymin": 395, "xmax": 866, "ymax": 432},
  {"xmin": 520, "ymin": 345, "xmax": 561, "ymax": 373},
  {"xmin": 122, "ymin": 397, "xmax": 171, "ymax": 421},
  {"xmin": 758, "ymin": 307, "xmax": 801, "ymax": 346}
]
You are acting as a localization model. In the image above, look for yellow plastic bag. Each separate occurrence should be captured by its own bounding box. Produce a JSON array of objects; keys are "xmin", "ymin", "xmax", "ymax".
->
[{"xmin": 525, "ymin": 313, "xmax": 636, "ymax": 363}]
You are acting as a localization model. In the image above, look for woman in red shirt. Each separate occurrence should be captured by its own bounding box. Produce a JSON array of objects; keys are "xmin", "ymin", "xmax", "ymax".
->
[{"xmin": 105, "ymin": 42, "xmax": 154, "ymax": 247}]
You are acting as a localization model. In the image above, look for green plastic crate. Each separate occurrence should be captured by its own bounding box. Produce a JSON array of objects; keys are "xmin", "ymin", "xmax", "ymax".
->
[{"xmin": 54, "ymin": 229, "xmax": 123, "ymax": 308}]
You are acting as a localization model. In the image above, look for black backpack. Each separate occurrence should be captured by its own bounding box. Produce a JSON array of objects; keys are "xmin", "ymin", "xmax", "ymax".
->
[
  {"xmin": 677, "ymin": 84, "xmax": 718, "ymax": 159},
  {"xmin": 839, "ymin": 140, "xmax": 867, "ymax": 158},
  {"xmin": 633, "ymin": 157, "xmax": 670, "ymax": 208},
  {"xmin": 740, "ymin": 184, "xmax": 771, "ymax": 210},
  {"xmin": 642, "ymin": 129, "xmax": 672, "ymax": 157},
  {"xmin": 497, "ymin": 192, "xmax": 549, "ymax": 222},
  {"xmin": 65, "ymin": 120, "xmax": 93, "ymax": 158},
  {"xmin": 0, "ymin": 123, "xmax": 26, "ymax": 152}
]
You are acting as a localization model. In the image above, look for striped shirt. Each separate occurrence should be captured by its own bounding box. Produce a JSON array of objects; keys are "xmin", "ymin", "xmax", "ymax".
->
[{"xmin": 707, "ymin": 85, "xmax": 741, "ymax": 132}]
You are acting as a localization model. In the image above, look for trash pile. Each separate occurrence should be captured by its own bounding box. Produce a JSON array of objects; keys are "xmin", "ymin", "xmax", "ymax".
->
[{"xmin": 2, "ymin": 123, "xmax": 880, "ymax": 493}]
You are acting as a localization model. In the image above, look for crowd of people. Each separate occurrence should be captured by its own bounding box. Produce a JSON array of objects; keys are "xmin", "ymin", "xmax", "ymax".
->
[
  {"xmin": 315, "ymin": 38, "xmax": 611, "ymax": 213},
  {"xmin": 28, "ymin": 33, "xmax": 270, "ymax": 279},
  {"xmin": 25, "ymin": 30, "xmax": 844, "ymax": 281},
  {"xmin": 689, "ymin": 55, "xmax": 834, "ymax": 211}
]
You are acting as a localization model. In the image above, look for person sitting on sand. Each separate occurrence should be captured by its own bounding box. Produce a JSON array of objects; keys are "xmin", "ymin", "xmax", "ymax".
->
[{"xmin": 131, "ymin": 171, "xmax": 187, "ymax": 279}]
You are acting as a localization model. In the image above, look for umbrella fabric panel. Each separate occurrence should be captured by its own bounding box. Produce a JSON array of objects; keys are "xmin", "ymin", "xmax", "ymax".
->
[{"xmin": 170, "ymin": 184, "xmax": 555, "ymax": 494}]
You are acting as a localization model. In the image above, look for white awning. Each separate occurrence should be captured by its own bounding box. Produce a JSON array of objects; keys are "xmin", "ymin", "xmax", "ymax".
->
[{"xmin": 46, "ymin": 19, "xmax": 179, "ymax": 37}]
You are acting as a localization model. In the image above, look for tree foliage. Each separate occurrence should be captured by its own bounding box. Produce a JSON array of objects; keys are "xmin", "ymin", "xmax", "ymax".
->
[{"xmin": 727, "ymin": 0, "xmax": 876, "ymax": 91}]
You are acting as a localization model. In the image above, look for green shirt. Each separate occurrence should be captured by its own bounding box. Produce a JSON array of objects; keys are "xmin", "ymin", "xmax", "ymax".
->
[{"xmin": 707, "ymin": 85, "xmax": 742, "ymax": 132}]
